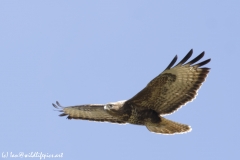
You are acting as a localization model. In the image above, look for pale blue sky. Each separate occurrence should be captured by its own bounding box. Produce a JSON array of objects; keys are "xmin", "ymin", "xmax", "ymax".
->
[{"xmin": 1, "ymin": 1, "xmax": 239, "ymax": 160}]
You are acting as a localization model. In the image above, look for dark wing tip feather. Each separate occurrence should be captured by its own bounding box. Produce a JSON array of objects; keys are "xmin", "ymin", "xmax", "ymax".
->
[
  {"xmin": 199, "ymin": 67, "xmax": 211, "ymax": 71},
  {"xmin": 164, "ymin": 55, "xmax": 177, "ymax": 71},
  {"xmin": 59, "ymin": 113, "xmax": 68, "ymax": 117},
  {"xmin": 67, "ymin": 116, "xmax": 73, "ymax": 119},
  {"xmin": 176, "ymin": 49, "xmax": 193, "ymax": 66},
  {"xmin": 186, "ymin": 51, "xmax": 205, "ymax": 65},
  {"xmin": 194, "ymin": 58, "xmax": 211, "ymax": 67},
  {"xmin": 56, "ymin": 101, "xmax": 64, "ymax": 108},
  {"xmin": 52, "ymin": 101, "xmax": 65, "ymax": 115},
  {"xmin": 52, "ymin": 101, "xmax": 64, "ymax": 109},
  {"xmin": 52, "ymin": 103, "xmax": 59, "ymax": 109}
]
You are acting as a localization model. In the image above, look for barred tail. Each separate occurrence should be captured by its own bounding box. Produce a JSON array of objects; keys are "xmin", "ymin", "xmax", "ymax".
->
[{"xmin": 146, "ymin": 117, "xmax": 191, "ymax": 135}]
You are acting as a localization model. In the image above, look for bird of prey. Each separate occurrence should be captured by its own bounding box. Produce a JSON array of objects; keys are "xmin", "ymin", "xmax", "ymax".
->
[{"xmin": 52, "ymin": 49, "xmax": 211, "ymax": 135}]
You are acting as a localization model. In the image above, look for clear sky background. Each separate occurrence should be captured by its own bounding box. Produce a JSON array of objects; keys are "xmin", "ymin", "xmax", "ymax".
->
[{"xmin": 1, "ymin": 1, "xmax": 239, "ymax": 160}]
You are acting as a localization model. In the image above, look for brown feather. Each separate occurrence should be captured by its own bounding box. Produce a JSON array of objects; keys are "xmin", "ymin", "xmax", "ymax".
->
[
  {"xmin": 126, "ymin": 50, "xmax": 211, "ymax": 115},
  {"xmin": 53, "ymin": 102, "xmax": 126, "ymax": 124}
]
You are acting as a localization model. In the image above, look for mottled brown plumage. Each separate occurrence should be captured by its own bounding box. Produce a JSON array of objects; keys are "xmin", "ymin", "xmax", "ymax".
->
[{"xmin": 52, "ymin": 49, "xmax": 211, "ymax": 135}]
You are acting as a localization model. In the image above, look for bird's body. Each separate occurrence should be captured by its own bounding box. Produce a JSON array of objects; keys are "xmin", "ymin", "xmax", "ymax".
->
[{"xmin": 52, "ymin": 49, "xmax": 211, "ymax": 135}]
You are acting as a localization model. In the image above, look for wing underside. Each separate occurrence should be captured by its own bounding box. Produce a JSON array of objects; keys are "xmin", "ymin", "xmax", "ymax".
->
[
  {"xmin": 52, "ymin": 101, "xmax": 126, "ymax": 124},
  {"xmin": 126, "ymin": 49, "xmax": 211, "ymax": 115}
]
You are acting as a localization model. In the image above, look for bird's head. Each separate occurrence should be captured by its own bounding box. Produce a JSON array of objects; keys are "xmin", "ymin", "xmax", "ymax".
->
[{"xmin": 104, "ymin": 100, "xmax": 126, "ymax": 112}]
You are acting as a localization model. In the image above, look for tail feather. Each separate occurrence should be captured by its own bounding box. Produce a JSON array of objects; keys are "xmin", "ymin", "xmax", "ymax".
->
[{"xmin": 146, "ymin": 117, "xmax": 191, "ymax": 135}]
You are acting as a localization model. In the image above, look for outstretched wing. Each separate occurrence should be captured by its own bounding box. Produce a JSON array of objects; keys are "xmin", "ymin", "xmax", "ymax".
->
[
  {"xmin": 52, "ymin": 101, "xmax": 126, "ymax": 124},
  {"xmin": 126, "ymin": 49, "xmax": 211, "ymax": 115}
]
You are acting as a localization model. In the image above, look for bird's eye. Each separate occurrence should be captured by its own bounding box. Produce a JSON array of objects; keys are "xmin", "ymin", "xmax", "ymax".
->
[{"xmin": 108, "ymin": 104, "xmax": 112, "ymax": 108}]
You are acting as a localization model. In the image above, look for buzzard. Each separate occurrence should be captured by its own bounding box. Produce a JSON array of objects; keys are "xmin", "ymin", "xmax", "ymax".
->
[{"xmin": 52, "ymin": 49, "xmax": 211, "ymax": 135}]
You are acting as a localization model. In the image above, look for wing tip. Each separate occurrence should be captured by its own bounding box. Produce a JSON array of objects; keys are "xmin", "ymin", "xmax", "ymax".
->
[
  {"xmin": 52, "ymin": 103, "xmax": 58, "ymax": 109},
  {"xmin": 164, "ymin": 55, "xmax": 178, "ymax": 71},
  {"xmin": 59, "ymin": 113, "xmax": 68, "ymax": 117},
  {"xmin": 52, "ymin": 101, "xmax": 66, "ymax": 117},
  {"xmin": 167, "ymin": 49, "xmax": 211, "ymax": 69},
  {"xmin": 176, "ymin": 49, "xmax": 193, "ymax": 66},
  {"xmin": 195, "ymin": 58, "xmax": 211, "ymax": 67},
  {"xmin": 52, "ymin": 101, "xmax": 64, "ymax": 109}
]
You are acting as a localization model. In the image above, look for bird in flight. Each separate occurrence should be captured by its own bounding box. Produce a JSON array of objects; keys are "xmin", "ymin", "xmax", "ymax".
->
[{"xmin": 52, "ymin": 49, "xmax": 211, "ymax": 135}]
